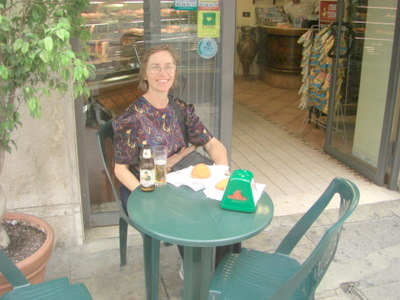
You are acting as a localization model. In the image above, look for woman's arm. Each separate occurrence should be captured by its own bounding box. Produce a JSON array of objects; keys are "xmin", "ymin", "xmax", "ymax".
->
[
  {"xmin": 203, "ymin": 137, "xmax": 229, "ymax": 165},
  {"xmin": 114, "ymin": 163, "xmax": 140, "ymax": 191}
]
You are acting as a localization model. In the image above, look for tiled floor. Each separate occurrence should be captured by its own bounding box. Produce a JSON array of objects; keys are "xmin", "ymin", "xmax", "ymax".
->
[
  {"xmin": 233, "ymin": 78, "xmax": 325, "ymax": 150},
  {"xmin": 231, "ymin": 78, "xmax": 399, "ymax": 217}
]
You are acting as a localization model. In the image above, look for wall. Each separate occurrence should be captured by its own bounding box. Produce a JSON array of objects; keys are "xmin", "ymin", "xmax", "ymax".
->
[
  {"xmin": 0, "ymin": 88, "xmax": 85, "ymax": 248},
  {"xmin": 235, "ymin": 0, "xmax": 287, "ymax": 77}
]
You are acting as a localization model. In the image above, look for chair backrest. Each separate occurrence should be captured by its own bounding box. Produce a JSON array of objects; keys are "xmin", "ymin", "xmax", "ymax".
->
[
  {"xmin": 0, "ymin": 250, "xmax": 30, "ymax": 288},
  {"xmin": 96, "ymin": 120, "xmax": 125, "ymax": 215},
  {"xmin": 271, "ymin": 177, "xmax": 360, "ymax": 299},
  {"xmin": 1, "ymin": 250, "xmax": 93, "ymax": 299}
]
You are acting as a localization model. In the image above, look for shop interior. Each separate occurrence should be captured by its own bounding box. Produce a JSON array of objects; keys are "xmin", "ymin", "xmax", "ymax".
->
[{"xmin": 234, "ymin": 0, "xmax": 345, "ymax": 153}]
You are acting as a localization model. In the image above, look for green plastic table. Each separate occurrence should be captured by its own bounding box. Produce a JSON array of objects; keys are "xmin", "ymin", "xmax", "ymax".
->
[{"xmin": 128, "ymin": 183, "xmax": 274, "ymax": 300}]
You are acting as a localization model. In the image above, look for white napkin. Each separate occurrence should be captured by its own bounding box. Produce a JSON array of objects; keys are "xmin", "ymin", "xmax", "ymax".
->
[
  {"xmin": 167, "ymin": 165, "xmax": 230, "ymax": 191},
  {"xmin": 167, "ymin": 165, "xmax": 266, "ymax": 202}
]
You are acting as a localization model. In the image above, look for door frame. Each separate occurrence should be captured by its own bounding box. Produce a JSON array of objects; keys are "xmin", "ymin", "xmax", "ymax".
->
[
  {"xmin": 387, "ymin": 1, "xmax": 400, "ymax": 190},
  {"xmin": 324, "ymin": 0, "xmax": 400, "ymax": 189}
]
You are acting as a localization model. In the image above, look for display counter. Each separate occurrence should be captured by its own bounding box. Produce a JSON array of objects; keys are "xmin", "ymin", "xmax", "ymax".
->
[{"xmin": 258, "ymin": 25, "xmax": 309, "ymax": 89}]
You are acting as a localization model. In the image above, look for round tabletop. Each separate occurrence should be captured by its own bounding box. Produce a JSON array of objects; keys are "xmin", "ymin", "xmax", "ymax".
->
[{"xmin": 128, "ymin": 184, "xmax": 274, "ymax": 247}]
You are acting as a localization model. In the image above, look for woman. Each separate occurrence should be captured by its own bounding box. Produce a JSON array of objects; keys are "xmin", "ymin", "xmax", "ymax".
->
[
  {"xmin": 112, "ymin": 44, "xmax": 238, "ymax": 273},
  {"xmin": 113, "ymin": 43, "xmax": 228, "ymax": 209}
]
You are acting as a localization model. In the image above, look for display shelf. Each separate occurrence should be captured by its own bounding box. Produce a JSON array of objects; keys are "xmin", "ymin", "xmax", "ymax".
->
[
  {"xmin": 347, "ymin": 2, "xmax": 396, "ymax": 39},
  {"xmin": 83, "ymin": 0, "xmax": 195, "ymax": 84}
]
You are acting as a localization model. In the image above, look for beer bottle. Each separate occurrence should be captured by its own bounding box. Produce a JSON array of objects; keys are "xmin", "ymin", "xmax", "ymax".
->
[{"xmin": 140, "ymin": 145, "xmax": 155, "ymax": 192}]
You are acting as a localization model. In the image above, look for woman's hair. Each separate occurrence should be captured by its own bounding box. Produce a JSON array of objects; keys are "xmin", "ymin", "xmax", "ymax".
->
[{"xmin": 138, "ymin": 44, "xmax": 180, "ymax": 92}]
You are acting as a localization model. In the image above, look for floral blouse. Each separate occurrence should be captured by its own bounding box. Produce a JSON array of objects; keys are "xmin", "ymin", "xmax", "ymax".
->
[{"xmin": 112, "ymin": 95, "xmax": 213, "ymax": 177}]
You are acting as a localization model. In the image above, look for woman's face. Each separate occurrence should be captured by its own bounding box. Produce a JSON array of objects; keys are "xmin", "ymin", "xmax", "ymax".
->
[{"xmin": 145, "ymin": 50, "xmax": 176, "ymax": 94}]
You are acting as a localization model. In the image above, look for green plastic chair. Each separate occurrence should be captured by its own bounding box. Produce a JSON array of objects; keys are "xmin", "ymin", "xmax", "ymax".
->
[
  {"xmin": 96, "ymin": 119, "xmax": 136, "ymax": 267},
  {"xmin": 208, "ymin": 177, "xmax": 360, "ymax": 300},
  {"xmin": 0, "ymin": 250, "xmax": 92, "ymax": 300},
  {"xmin": 97, "ymin": 120, "xmax": 172, "ymax": 266}
]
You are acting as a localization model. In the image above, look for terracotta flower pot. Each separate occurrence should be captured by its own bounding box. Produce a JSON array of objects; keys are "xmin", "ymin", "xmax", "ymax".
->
[{"xmin": 0, "ymin": 212, "xmax": 55, "ymax": 295}]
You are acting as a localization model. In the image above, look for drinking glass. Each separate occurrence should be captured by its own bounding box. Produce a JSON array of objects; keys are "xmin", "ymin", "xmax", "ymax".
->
[{"xmin": 152, "ymin": 145, "xmax": 168, "ymax": 187}]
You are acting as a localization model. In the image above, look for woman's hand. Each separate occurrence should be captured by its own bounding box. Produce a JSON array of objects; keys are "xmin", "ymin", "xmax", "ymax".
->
[{"xmin": 166, "ymin": 145, "xmax": 197, "ymax": 173}]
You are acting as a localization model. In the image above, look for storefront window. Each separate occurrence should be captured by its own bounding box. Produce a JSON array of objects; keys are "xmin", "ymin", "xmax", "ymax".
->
[{"xmin": 80, "ymin": 0, "xmax": 226, "ymax": 224}]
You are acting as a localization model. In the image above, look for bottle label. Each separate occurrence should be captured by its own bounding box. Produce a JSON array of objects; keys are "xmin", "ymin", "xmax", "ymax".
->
[{"xmin": 140, "ymin": 169, "xmax": 155, "ymax": 187}]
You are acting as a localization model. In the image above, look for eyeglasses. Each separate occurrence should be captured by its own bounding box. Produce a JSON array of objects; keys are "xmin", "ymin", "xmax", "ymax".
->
[{"xmin": 148, "ymin": 64, "xmax": 176, "ymax": 75}]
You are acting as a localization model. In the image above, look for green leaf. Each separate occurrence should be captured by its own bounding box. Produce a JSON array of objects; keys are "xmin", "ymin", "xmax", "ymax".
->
[
  {"xmin": 58, "ymin": 17, "xmax": 71, "ymax": 30},
  {"xmin": 28, "ymin": 51, "xmax": 37, "ymax": 60},
  {"xmin": 27, "ymin": 97, "xmax": 41, "ymax": 118},
  {"xmin": 74, "ymin": 66, "xmax": 83, "ymax": 81},
  {"xmin": 39, "ymin": 50, "xmax": 49, "ymax": 63},
  {"xmin": 64, "ymin": 49, "xmax": 76, "ymax": 59},
  {"xmin": 21, "ymin": 41, "xmax": 30, "ymax": 54},
  {"xmin": 83, "ymin": 66, "xmax": 89, "ymax": 79},
  {"xmin": 0, "ymin": 21, "xmax": 10, "ymax": 32},
  {"xmin": 60, "ymin": 54, "xmax": 70, "ymax": 66},
  {"xmin": 44, "ymin": 37, "xmax": 53, "ymax": 51},
  {"xmin": 0, "ymin": 65, "xmax": 9, "ymax": 80},
  {"xmin": 13, "ymin": 39, "xmax": 23, "ymax": 51},
  {"xmin": 27, "ymin": 97, "xmax": 37, "ymax": 111},
  {"xmin": 56, "ymin": 28, "xmax": 70, "ymax": 41}
]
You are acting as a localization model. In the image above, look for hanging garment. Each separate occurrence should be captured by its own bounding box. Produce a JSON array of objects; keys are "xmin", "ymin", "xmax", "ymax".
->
[{"xmin": 298, "ymin": 25, "xmax": 348, "ymax": 114}]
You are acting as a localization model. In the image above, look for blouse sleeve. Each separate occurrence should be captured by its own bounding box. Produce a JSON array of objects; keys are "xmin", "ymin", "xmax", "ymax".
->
[
  {"xmin": 112, "ymin": 112, "xmax": 140, "ymax": 165},
  {"xmin": 181, "ymin": 101, "xmax": 214, "ymax": 146}
]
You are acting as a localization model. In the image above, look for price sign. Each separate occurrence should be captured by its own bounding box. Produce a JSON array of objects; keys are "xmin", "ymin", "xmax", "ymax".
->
[
  {"xmin": 174, "ymin": 0, "xmax": 197, "ymax": 11},
  {"xmin": 320, "ymin": 1, "xmax": 337, "ymax": 24},
  {"xmin": 198, "ymin": 0, "xmax": 220, "ymax": 11}
]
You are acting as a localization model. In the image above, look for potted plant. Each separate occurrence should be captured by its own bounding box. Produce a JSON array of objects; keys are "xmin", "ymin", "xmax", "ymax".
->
[{"xmin": 0, "ymin": 0, "xmax": 93, "ymax": 292}]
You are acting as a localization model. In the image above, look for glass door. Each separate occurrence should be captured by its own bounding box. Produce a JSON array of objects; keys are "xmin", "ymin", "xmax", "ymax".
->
[
  {"xmin": 79, "ymin": 0, "xmax": 236, "ymax": 226},
  {"xmin": 324, "ymin": 0, "xmax": 399, "ymax": 186}
]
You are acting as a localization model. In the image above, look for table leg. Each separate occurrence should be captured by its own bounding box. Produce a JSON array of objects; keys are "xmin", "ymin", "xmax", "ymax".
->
[
  {"xmin": 142, "ymin": 233, "xmax": 160, "ymax": 300},
  {"xmin": 183, "ymin": 246, "xmax": 215, "ymax": 300}
]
